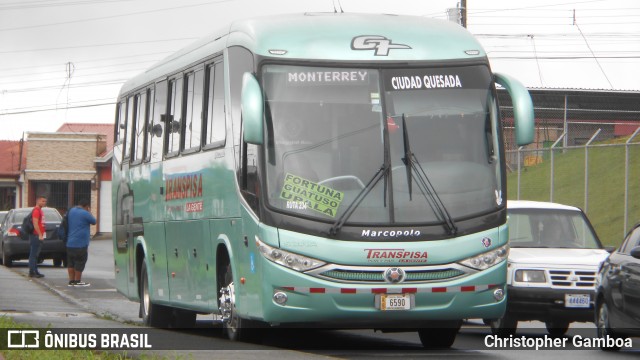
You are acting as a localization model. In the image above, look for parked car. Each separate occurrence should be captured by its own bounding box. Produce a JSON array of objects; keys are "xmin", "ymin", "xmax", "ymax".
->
[
  {"xmin": 0, "ymin": 207, "xmax": 65, "ymax": 267},
  {"xmin": 487, "ymin": 200, "xmax": 612, "ymax": 336},
  {"xmin": 595, "ymin": 222, "xmax": 640, "ymax": 351},
  {"xmin": 0, "ymin": 211, "xmax": 7, "ymax": 230}
]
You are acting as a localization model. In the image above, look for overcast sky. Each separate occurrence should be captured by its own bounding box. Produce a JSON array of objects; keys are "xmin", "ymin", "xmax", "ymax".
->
[{"xmin": 0, "ymin": 0, "xmax": 638, "ymax": 140}]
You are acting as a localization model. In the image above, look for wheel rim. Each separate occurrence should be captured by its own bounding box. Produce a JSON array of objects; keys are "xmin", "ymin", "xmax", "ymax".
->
[
  {"xmin": 219, "ymin": 282, "xmax": 238, "ymax": 332},
  {"xmin": 143, "ymin": 274, "xmax": 150, "ymax": 317},
  {"xmin": 597, "ymin": 302, "xmax": 608, "ymax": 337}
]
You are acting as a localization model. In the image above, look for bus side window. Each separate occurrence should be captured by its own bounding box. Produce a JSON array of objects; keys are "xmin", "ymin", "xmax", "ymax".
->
[
  {"xmin": 228, "ymin": 46, "xmax": 259, "ymax": 212},
  {"xmin": 150, "ymin": 81, "xmax": 167, "ymax": 162},
  {"xmin": 144, "ymin": 87, "xmax": 155, "ymax": 162},
  {"xmin": 132, "ymin": 92, "xmax": 147, "ymax": 164},
  {"xmin": 204, "ymin": 61, "xmax": 226, "ymax": 149},
  {"xmin": 183, "ymin": 68, "xmax": 204, "ymax": 152},
  {"xmin": 116, "ymin": 101, "xmax": 126, "ymax": 143},
  {"xmin": 124, "ymin": 96, "xmax": 134, "ymax": 160},
  {"xmin": 166, "ymin": 77, "xmax": 184, "ymax": 156}
]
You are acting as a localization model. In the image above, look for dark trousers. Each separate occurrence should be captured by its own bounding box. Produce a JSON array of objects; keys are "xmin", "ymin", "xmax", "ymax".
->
[{"xmin": 28, "ymin": 234, "xmax": 42, "ymax": 274}]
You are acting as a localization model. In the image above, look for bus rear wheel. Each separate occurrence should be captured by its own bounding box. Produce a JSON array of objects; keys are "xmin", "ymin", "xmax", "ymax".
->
[
  {"xmin": 140, "ymin": 259, "xmax": 172, "ymax": 327},
  {"xmin": 219, "ymin": 264, "xmax": 263, "ymax": 342},
  {"xmin": 418, "ymin": 321, "xmax": 461, "ymax": 349}
]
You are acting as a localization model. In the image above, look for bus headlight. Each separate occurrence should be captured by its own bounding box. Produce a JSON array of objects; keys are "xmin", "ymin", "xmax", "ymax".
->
[
  {"xmin": 458, "ymin": 244, "xmax": 509, "ymax": 270},
  {"xmin": 256, "ymin": 237, "xmax": 326, "ymax": 272}
]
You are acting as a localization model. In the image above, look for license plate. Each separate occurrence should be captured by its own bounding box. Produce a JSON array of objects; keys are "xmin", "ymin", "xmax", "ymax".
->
[
  {"xmin": 565, "ymin": 294, "xmax": 590, "ymax": 308},
  {"xmin": 379, "ymin": 294, "xmax": 412, "ymax": 311}
]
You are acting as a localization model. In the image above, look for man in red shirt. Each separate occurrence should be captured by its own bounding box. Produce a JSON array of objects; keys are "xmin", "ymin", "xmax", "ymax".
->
[{"xmin": 29, "ymin": 195, "xmax": 47, "ymax": 278}]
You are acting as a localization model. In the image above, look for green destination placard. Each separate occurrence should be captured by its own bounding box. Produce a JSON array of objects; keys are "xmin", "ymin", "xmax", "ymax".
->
[{"xmin": 280, "ymin": 173, "xmax": 344, "ymax": 218}]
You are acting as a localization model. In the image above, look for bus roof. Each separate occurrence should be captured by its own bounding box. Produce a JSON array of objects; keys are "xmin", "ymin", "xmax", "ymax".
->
[{"xmin": 120, "ymin": 12, "xmax": 487, "ymax": 95}]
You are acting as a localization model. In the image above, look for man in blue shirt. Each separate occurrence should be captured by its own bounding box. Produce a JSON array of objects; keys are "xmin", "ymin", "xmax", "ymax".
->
[{"xmin": 66, "ymin": 198, "xmax": 96, "ymax": 287}]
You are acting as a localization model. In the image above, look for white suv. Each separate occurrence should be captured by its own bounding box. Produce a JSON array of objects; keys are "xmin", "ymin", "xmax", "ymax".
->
[{"xmin": 488, "ymin": 200, "xmax": 612, "ymax": 336}]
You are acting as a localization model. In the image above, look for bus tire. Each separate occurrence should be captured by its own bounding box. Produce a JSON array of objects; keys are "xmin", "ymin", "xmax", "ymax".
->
[
  {"xmin": 140, "ymin": 259, "xmax": 171, "ymax": 327},
  {"xmin": 219, "ymin": 264, "xmax": 263, "ymax": 342},
  {"xmin": 418, "ymin": 321, "xmax": 461, "ymax": 349}
]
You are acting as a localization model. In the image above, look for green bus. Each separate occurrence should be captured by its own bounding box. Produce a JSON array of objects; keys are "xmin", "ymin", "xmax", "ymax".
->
[{"xmin": 113, "ymin": 12, "xmax": 534, "ymax": 348}]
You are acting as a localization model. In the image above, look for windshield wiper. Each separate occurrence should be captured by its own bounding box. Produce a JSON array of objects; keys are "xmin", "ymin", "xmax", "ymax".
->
[
  {"xmin": 329, "ymin": 164, "xmax": 390, "ymax": 236},
  {"xmin": 401, "ymin": 115, "xmax": 458, "ymax": 236}
]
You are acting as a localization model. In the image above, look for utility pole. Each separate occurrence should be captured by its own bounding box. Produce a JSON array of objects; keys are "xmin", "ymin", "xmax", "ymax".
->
[{"xmin": 460, "ymin": 0, "xmax": 467, "ymax": 28}]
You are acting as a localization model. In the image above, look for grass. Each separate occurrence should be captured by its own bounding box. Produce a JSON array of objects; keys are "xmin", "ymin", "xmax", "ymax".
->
[{"xmin": 507, "ymin": 138, "xmax": 640, "ymax": 247}]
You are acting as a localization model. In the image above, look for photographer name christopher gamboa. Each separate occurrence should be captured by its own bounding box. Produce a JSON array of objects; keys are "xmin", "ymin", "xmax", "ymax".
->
[{"xmin": 485, "ymin": 334, "xmax": 633, "ymax": 350}]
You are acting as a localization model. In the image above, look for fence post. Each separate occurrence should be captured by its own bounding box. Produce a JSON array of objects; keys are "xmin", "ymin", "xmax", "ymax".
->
[
  {"xmin": 550, "ymin": 133, "xmax": 566, "ymax": 202},
  {"xmin": 517, "ymin": 146, "xmax": 522, "ymax": 200},
  {"xmin": 563, "ymin": 95, "xmax": 568, "ymax": 149},
  {"xmin": 624, "ymin": 127, "xmax": 640, "ymax": 236},
  {"xmin": 584, "ymin": 129, "xmax": 602, "ymax": 214}
]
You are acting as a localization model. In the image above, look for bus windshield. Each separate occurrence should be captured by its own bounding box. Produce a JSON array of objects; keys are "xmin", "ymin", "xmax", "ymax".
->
[{"xmin": 263, "ymin": 64, "xmax": 502, "ymax": 227}]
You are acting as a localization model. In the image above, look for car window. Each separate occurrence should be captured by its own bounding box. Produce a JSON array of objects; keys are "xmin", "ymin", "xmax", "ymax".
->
[
  {"xmin": 621, "ymin": 226, "xmax": 640, "ymax": 254},
  {"xmin": 508, "ymin": 208, "xmax": 601, "ymax": 249},
  {"xmin": 9, "ymin": 208, "xmax": 62, "ymax": 223}
]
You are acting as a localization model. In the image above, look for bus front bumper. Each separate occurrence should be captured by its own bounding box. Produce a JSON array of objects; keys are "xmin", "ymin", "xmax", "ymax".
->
[{"xmin": 254, "ymin": 260, "xmax": 507, "ymax": 326}]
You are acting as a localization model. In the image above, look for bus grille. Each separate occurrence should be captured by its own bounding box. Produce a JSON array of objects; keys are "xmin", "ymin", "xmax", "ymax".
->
[
  {"xmin": 318, "ymin": 268, "xmax": 466, "ymax": 283},
  {"xmin": 548, "ymin": 270, "xmax": 597, "ymax": 288}
]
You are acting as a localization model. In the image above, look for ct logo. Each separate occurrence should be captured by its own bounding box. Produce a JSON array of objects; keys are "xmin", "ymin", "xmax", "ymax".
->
[{"xmin": 351, "ymin": 35, "xmax": 411, "ymax": 56}]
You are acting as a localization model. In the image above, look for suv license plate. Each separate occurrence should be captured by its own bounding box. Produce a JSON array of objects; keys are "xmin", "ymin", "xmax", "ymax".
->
[
  {"xmin": 565, "ymin": 294, "xmax": 590, "ymax": 308},
  {"xmin": 379, "ymin": 294, "xmax": 412, "ymax": 311}
]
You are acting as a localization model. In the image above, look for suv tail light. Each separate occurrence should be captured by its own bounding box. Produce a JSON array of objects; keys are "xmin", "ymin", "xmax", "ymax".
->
[{"xmin": 8, "ymin": 228, "xmax": 21, "ymax": 237}]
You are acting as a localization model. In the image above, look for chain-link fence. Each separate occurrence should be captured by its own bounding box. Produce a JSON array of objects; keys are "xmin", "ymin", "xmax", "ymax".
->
[{"xmin": 499, "ymin": 90, "xmax": 640, "ymax": 247}]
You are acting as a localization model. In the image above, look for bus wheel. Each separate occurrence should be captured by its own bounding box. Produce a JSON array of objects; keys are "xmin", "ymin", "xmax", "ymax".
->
[
  {"xmin": 140, "ymin": 259, "xmax": 171, "ymax": 327},
  {"xmin": 418, "ymin": 321, "xmax": 461, "ymax": 349},
  {"xmin": 219, "ymin": 264, "xmax": 262, "ymax": 342},
  {"xmin": 490, "ymin": 316, "xmax": 517, "ymax": 337}
]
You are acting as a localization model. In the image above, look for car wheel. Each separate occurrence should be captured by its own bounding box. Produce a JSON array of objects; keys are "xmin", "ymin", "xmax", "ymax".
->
[
  {"xmin": 219, "ymin": 263, "xmax": 263, "ymax": 342},
  {"xmin": 139, "ymin": 259, "xmax": 172, "ymax": 327},
  {"xmin": 418, "ymin": 321, "xmax": 461, "ymax": 349},
  {"xmin": 490, "ymin": 315, "xmax": 517, "ymax": 337},
  {"xmin": 596, "ymin": 300, "xmax": 621, "ymax": 351},
  {"xmin": 1, "ymin": 243, "xmax": 11, "ymax": 267},
  {"xmin": 53, "ymin": 257, "xmax": 63, "ymax": 267},
  {"xmin": 545, "ymin": 321, "xmax": 569, "ymax": 337}
]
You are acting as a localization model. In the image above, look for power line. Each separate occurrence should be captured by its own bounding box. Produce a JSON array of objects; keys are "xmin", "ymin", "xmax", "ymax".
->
[
  {"xmin": 0, "ymin": 37, "xmax": 198, "ymax": 54},
  {"xmin": 0, "ymin": 102, "xmax": 116, "ymax": 116},
  {"xmin": 0, "ymin": 0, "xmax": 234, "ymax": 32},
  {"xmin": 0, "ymin": 0, "xmax": 130, "ymax": 10},
  {"xmin": 573, "ymin": 10, "xmax": 614, "ymax": 89}
]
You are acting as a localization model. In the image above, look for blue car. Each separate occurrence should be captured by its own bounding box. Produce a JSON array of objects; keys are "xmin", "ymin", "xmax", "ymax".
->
[
  {"xmin": 0, "ymin": 207, "xmax": 65, "ymax": 267},
  {"xmin": 595, "ymin": 222, "xmax": 640, "ymax": 351}
]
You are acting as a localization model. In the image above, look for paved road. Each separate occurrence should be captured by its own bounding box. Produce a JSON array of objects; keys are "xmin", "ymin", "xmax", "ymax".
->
[{"xmin": 2, "ymin": 238, "xmax": 638, "ymax": 359}]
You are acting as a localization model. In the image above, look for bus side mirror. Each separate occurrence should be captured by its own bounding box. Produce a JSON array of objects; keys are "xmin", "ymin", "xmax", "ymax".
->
[
  {"xmin": 241, "ymin": 72, "xmax": 264, "ymax": 145},
  {"xmin": 494, "ymin": 73, "xmax": 534, "ymax": 146}
]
